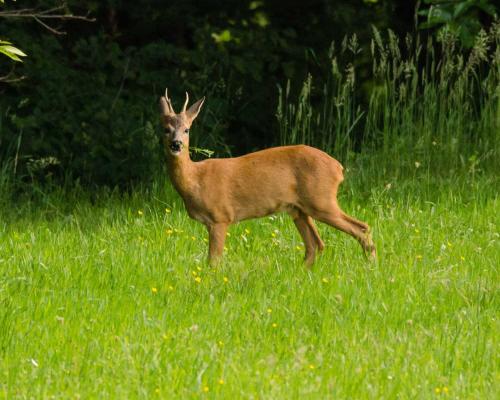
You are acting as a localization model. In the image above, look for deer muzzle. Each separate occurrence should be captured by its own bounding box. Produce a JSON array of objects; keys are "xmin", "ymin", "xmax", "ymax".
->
[{"xmin": 169, "ymin": 140, "xmax": 183, "ymax": 154}]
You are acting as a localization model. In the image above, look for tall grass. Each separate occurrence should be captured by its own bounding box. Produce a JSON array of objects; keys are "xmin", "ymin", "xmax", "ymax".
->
[{"xmin": 276, "ymin": 23, "xmax": 500, "ymax": 182}]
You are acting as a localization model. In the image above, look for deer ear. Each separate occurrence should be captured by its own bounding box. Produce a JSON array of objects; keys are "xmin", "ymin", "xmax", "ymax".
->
[{"xmin": 186, "ymin": 97, "xmax": 205, "ymax": 121}]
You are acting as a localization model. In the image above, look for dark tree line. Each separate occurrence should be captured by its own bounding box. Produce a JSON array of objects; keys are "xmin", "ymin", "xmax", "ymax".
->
[{"xmin": 0, "ymin": 0, "xmax": 496, "ymax": 187}]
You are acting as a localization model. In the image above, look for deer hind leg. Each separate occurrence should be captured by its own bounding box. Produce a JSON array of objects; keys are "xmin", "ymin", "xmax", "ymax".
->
[
  {"xmin": 305, "ymin": 216, "xmax": 325, "ymax": 252},
  {"xmin": 312, "ymin": 204, "xmax": 376, "ymax": 259},
  {"xmin": 207, "ymin": 223, "xmax": 228, "ymax": 265},
  {"xmin": 291, "ymin": 210, "xmax": 318, "ymax": 267}
]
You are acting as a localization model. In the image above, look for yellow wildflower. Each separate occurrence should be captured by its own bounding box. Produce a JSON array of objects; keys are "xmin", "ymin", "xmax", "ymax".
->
[
  {"xmin": 223, "ymin": 276, "xmax": 229, "ymax": 283},
  {"xmin": 151, "ymin": 287, "xmax": 158, "ymax": 294},
  {"xmin": 322, "ymin": 277, "xmax": 329, "ymax": 283},
  {"xmin": 435, "ymin": 387, "xmax": 441, "ymax": 394},
  {"xmin": 218, "ymin": 379, "xmax": 225, "ymax": 385},
  {"xmin": 203, "ymin": 386, "xmax": 209, "ymax": 393},
  {"xmin": 244, "ymin": 228, "xmax": 250, "ymax": 234},
  {"xmin": 166, "ymin": 229, "xmax": 173, "ymax": 235},
  {"xmin": 165, "ymin": 208, "xmax": 171, "ymax": 213},
  {"xmin": 272, "ymin": 323, "xmax": 278, "ymax": 328},
  {"xmin": 138, "ymin": 210, "xmax": 143, "ymax": 216},
  {"xmin": 267, "ymin": 308, "xmax": 272, "ymax": 314},
  {"xmin": 194, "ymin": 276, "xmax": 201, "ymax": 283},
  {"xmin": 309, "ymin": 364, "xmax": 315, "ymax": 370}
]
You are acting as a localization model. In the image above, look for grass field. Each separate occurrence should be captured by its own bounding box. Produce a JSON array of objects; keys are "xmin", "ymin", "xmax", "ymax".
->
[
  {"xmin": 0, "ymin": 22, "xmax": 497, "ymax": 399},
  {"xmin": 0, "ymin": 171, "xmax": 498, "ymax": 399}
]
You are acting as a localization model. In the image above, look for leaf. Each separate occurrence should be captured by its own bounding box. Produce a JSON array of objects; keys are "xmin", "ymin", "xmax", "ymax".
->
[
  {"xmin": 2, "ymin": 45, "xmax": 26, "ymax": 57},
  {"xmin": 453, "ymin": 1, "xmax": 475, "ymax": 18},
  {"xmin": 211, "ymin": 30, "xmax": 232, "ymax": 44},
  {"xmin": 252, "ymin": 11, "xmax": 269, "ymax": 28},
  {"xmin": 0, "ymin": 44, "xmax": 27, "ymax": 62},
  {"xmin": 0, "ymin": 49, "xmax": 21, "ymax": 62},
  {"xmin": 249, "ymin": 1, "xmax": 263, "ymax": 10},
  {"xmin": 189, "ymin": 147, "xmax": 214, "ymax": 158}
]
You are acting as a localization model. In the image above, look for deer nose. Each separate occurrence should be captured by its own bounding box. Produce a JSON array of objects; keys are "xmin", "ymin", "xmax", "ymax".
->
[{"xmin": 170, "ymin": 140, "xmax": 182, "ymax": 152}]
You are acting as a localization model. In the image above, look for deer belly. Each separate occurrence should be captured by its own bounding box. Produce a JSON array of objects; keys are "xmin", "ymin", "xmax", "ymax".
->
[{"xmin": 233, "ymin": 193, "xmax": 292, "ymax": 221}]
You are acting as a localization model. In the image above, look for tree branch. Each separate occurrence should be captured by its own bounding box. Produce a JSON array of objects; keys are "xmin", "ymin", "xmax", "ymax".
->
[
  {"xmin": 0, "ymin": 66, "xmax": 26, "ymax": 83},
  {"xmin": 0, "ymin": 3, "xmax": 95, "ymax": 35}
]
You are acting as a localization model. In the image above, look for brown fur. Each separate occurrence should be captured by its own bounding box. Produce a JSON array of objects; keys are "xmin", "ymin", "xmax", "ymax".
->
[{"xmin": 160, "ymin": 91, "xmax": 376, "ymax": 266}]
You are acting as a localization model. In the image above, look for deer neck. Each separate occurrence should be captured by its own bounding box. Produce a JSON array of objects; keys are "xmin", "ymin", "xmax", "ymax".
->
[{"xmin": 167, "ymin": 151, "xmax": 196, "ymax": 196}]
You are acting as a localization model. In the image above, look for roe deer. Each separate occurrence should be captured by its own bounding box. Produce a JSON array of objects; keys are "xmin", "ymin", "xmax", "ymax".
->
[{"xmin": 160, "ymin": 90, "xmax": 376, "ymax": 266}]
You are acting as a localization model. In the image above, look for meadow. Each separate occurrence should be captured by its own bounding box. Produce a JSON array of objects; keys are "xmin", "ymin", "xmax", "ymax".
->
[
  {"xmin": 0, "ymin": 169, "xmax": 498, "ymax": 399},
  {"xmin": 1, "ymin": 23, "xmax": 499, "ymax": 400}
]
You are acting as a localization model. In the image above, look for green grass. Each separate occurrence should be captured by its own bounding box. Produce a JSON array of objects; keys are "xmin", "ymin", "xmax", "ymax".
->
[
  {"xmin": 0, "ymin": 22, "xmax": 498, "ymax": 399},
  {"xmin": 0, "ymin": 172, "xmax": 498, "ymax": 399}
]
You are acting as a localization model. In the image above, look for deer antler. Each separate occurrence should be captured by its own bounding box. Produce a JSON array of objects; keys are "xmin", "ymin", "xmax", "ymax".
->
[
  {"xmin": 164, "ymin": 88, "xmax": 175, "ymax": 114},
  {"xmin": 182, "ymin": 92, "xmax": 189, "ymax": 113}
]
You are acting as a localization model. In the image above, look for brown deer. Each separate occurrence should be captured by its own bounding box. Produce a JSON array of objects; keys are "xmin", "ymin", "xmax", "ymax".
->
[{"xmin": 160, "ymin": 90, "xmax": 376, "ymax": 266}]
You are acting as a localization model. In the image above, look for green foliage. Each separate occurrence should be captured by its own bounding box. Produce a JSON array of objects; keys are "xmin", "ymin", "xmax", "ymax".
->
[
  {"xmin": 0, "ymin": 0, "xmax": 412, "ymax": 187},
  {"xmin": 0, "ymin": 39, "xmax": 26, "ymax": 61},
  {"xmin": 418, "ymin": 0, "xmax": 498, "ymax": 47},
  {"xmin": 0, "ymin": 1, "xmax": 498, "ymax": 187},
  {"xmin": 1, "ymin": 34, "xmax": 162, "ymax": 186}
]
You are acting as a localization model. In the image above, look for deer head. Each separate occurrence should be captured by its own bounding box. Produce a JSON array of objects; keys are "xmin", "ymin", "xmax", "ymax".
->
[{"xmin": 160, "ymin": 89, "xmax": 205, "ymax": 157}]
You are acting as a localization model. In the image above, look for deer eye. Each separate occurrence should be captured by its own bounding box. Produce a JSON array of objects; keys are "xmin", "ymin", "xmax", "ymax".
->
[{"xmin": 184, "ymin": 128, "xmax": 189, "ymax": 134}]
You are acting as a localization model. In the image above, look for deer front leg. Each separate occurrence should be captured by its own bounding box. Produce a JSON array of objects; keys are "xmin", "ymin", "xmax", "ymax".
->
[{"xmin": 207, "ymin": 223, "xmax": 228, "ymax": 265}]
